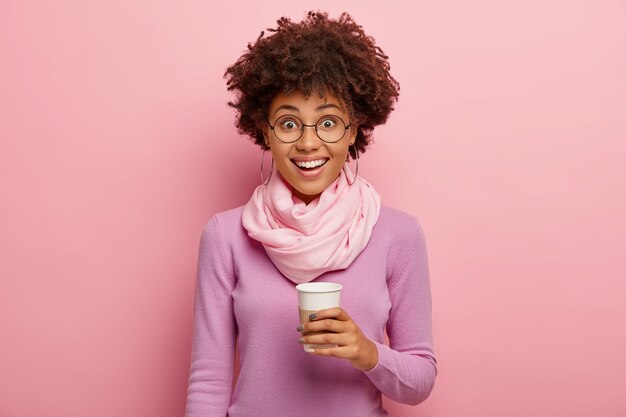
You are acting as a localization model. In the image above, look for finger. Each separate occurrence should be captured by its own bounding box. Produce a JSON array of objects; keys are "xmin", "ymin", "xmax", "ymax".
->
[
  {"xmin": 302, "ymin": 318, "xmax": 346, "ymax": 334},
  {"xmin": 311, "ymin": 307, "xmax": 352, "ymax": 322},
  {"xmin": 300, "ymin": 332, "xmax": 353, "ymax": 347},
  {"xmin": 308, "ymin": 345, "xmax": 355, "ymax": 360}
]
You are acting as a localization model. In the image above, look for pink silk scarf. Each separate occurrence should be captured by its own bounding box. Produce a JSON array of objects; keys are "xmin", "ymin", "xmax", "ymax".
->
[{"xmin": 241, "ymin": 163, "xmax": 381, "ymax": 284}]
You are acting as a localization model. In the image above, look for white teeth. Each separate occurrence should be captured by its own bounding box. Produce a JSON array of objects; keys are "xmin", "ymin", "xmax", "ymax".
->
[{"xmin": 294, "ymin": 159, "xmax": 327, "ymax": 169}]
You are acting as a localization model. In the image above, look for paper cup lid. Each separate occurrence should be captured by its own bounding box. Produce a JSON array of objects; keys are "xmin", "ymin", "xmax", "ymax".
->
[{"xmin": 296, "ymin": 282, "xmax": 343, "ymax": 293}]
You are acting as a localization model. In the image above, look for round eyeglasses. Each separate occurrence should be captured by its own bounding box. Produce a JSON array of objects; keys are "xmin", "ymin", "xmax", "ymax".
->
[{"xmin": 267, "ymin": 114, "xmax": 351, "ymax": 143}]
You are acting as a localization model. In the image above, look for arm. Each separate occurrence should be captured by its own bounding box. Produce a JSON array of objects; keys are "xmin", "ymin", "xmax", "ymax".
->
[
  {"xmin": 363, "ymin": 218, "xmax": 438, "ymax": 405},
  {"xmin": 185, "ymin": 216, "xmax": 237, "ymax": 417}
]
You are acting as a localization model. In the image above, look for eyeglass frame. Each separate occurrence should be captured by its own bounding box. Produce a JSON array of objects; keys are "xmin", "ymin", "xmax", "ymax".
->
[{"xmin": 267, "ymin": 114, "xmax": 352, "ymax": 144}]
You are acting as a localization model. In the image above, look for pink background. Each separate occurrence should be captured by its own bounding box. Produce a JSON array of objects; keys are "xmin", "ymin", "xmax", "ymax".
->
[{"xmin": 1, "ymin": 1, "xmax": 625, "ymax": 416}]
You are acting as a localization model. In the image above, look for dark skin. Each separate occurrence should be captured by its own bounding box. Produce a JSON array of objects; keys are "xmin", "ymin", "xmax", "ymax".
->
[{"xmin": 296, "ymin": 307, "xmax": 379, "ymax": 371}]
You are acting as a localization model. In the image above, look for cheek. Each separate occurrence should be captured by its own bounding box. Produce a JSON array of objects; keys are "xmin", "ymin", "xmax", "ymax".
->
[
  {"xmin": 275, "ymin": 156, "xmax": 294, "ymax": 175},
  {"xmin": 268, "ymin": 146, "xmax": 286, "ymax": 162}
]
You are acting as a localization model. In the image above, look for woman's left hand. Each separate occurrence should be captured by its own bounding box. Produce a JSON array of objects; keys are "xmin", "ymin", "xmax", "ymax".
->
[{"xmin": 297, "ymin": 307, "xmax": 379, "ymax": 371}]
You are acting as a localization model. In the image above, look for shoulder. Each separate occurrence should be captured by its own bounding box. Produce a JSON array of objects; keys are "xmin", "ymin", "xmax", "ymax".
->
[
  {"xmin": 376, "ymin": 205, "xmax": 429, "ymax": 283},
  {"xmin": 208, "ymin": 205, "xmax": 246, "ymax": 228},
  {"xmin": 374, "ymin": 205, "xmax": 428, "ymax": 272},
  {"xmin": 376, "ymin": 204, "xmax": 426, "ymax": 244},
  {"xmin": 199, "ymin": 204, "xmax": 247, "ymax": 245},
  {"xmin": 197, "ymin": 205, "xmax": 249, "ymax": 274}
]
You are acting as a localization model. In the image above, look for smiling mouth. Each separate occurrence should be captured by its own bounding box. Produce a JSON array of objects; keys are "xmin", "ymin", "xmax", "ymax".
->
[{"xmin": 291, "ymin": 159, "xmax": 329, "ymax": 170}]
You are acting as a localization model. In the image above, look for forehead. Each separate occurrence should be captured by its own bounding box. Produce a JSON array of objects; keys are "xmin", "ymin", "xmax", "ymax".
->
[{"xmin": 268, "ymin": 89, "xmax": 347, "ymax": 116}]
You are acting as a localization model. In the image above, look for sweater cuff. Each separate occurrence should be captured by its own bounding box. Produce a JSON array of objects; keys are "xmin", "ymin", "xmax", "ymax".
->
[{"xmin": 362, "ymin": 340, "xmax": 395, "ymax": 383}]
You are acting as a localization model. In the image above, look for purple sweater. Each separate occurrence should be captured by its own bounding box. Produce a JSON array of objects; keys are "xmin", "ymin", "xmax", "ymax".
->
[{"xmin": 184, "ymin": 204, "xmax": 437, "ymax": 417}]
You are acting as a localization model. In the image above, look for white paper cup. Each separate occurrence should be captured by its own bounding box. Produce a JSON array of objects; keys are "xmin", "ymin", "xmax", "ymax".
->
[{"xmin": 296, "ymin": 282, "xmax": 342, "ymax": 352}]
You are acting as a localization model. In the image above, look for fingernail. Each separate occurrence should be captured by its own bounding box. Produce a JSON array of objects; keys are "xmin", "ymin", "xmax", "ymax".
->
[
  {"xmin": 309, "ymin": 313, "xmax": 317, "ymax": 320},
  {"xmin": 297, "ymin": 324, "xmax": 304, "ymax": 332},
  {"xmin": 297, "ymin": 337, "xmax": 305, "ymax": 343}
]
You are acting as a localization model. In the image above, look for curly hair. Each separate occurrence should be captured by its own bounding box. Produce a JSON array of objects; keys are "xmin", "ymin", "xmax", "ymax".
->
[{"xmin": 224, "ymin": 10, "xmax": 400, "ymax": 160}]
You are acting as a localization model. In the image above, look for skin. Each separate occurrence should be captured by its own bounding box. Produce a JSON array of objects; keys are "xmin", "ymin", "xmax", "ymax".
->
[
  {"xmin": 262, "ymin": 89, "xmax": 356, "ymax": 205},
  {"xmin": 262, "ymin": 89, "xmax": 378, "ymax": 370}
]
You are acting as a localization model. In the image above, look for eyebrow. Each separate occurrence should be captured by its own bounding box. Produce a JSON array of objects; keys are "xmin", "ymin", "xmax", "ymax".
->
[{"xmin": 273, "ymin": 103, "xmax": 342, "ymax": 116}]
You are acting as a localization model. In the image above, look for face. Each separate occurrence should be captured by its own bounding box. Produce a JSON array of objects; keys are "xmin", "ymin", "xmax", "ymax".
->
[{"xmin": 263, "ymin": 90, "xmax": 356, "ymax": 205}]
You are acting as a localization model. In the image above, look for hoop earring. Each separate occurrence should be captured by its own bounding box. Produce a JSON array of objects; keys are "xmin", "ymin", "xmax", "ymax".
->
[
  {"xmin": 346, "ymin": 144, "xmax": 359, "ymax": 186},
  {"xmin": 260, "ymin": 149, "xmax": 274, "ymax": 185}
]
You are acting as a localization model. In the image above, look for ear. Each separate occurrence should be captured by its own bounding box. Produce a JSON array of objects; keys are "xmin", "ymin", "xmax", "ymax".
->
[
  {"xmin": 349, "ymin": 124, "xmax": 357, "ymax": 146},
  {"xmin": 261, "ymin": 126, "xmax": 270, "ymax": 147}
]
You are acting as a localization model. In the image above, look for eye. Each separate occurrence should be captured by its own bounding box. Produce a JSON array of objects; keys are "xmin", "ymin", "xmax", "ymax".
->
[
  {"xmin": 277, "ymin": 116, "xmax": 301, "ymax": 131},
  {"xmin": 318, "ymin": 116, "xmax": 340, "ymax": 130}
]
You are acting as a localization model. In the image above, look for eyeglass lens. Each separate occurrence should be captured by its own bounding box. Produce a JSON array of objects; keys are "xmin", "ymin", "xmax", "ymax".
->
[{"xmin": 272, "ymin": 114, "xmax": 346, "ymax": 143}]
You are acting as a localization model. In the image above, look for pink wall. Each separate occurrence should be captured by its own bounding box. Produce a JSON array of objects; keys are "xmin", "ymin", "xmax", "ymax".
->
[{"xmin": 1, "ymin": 1, "xmax": 625, "ymax": 416}]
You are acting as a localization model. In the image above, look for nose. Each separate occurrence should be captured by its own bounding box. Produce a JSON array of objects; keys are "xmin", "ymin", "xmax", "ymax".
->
[{"xmin": 296, "ymin": 125, "xmax": 321, "ymax": 150}]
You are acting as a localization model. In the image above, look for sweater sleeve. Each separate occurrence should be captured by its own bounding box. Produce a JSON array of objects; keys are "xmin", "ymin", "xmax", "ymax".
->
[
  {"xmin": 363, "ymin": 217, "xmax": 438, "ymax": 405},
  {"xmin": 185, "ymin": 216, "xmax": 237, "ymax": 417}
]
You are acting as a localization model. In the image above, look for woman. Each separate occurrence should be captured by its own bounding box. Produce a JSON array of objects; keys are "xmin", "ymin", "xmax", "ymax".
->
[{"xmin": 185, "ymin": 11, "xmax": 437, "ymax": 417}]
